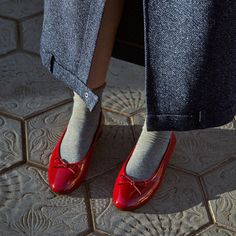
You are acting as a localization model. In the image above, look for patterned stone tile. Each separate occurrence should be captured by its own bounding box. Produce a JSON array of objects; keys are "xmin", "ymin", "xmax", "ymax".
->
[
  {"xmin": 103, "ymin": 87, "xmax": 145, "ymax": 115},
  {"xmin": 0, "ymin": 0, "xmax": 43, "ymax": 19},
  {"xmin": 0, "ymin": 18, "xmax": 17, "ymax": 55},
  {"xmin": 0, "ymin": 164, "xmax": 90, "ymax": 235},
  {"xmin": 202, "ymin": 158, "xmax": 236, "ymax": 231},
  {"xmin": 27, "ymin": 103, "xmax": 72, "ymax": 166},
  {"xmin": 21, "ymin": 14, "xmax": 43, "ymax": 54},
  {"xmin": 0, "ymin": 115, "xmax": 22, "ymax": 172},
  {"xmin": 0, "ymin": 52, "xmax": 72, "ymax": 118},
  {"xmin": 89, "ymin": 166, "xmax": 210, "ymax": 236},
  {"xmin": 169, "ymin": 129, "xmax": 236, "ymax": 175},
  {"xmin": 196, "ymin": 225, "xmax": 236, "ymax": 236},
  {"xmin": 86, "ymin": 110, "xmax": 135, "ymax": 180},
  {"xmin": 107, "ymin": 57, "xmax": 145, "ymax": 91}
]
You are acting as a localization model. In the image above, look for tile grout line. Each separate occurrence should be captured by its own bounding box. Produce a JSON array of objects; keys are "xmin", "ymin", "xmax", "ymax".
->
[
  {"xmin": 215, "ymin": 222, "xmax": 236, "ymax": 233},
  {"xmin": 26, "ymin": 160, "xmax": 48, "ymax": 171},
  {"xmin": 168, "ymin": 163, "xmax": 200, "ymax": 177},
  {"xmin": 188, "ymin": 222, "xmax": 215, "ymax": 236},
  {"xmin": 84, "ymin": 182, "xmax": 98, "ymax": 234},
  {"xmin": 85, "ymin": 176, "xmax": 115, "ymax": 236},
  {"xmin": 0, "ymin": 110, "xmax": 23, "ymax": 122},
  {"xmin": 0, "ymin": 161, "xmax": 25, "ymax": 176},
  {"xmin": 16, "ymin": 20, "xmax": 22, "ymax": 49},
  {"xmin": 23, "ymin": 99, "xmax": 73, "ymax": 121},
  {"xmin": 196, "ymin": 175, "xmax": 216, "ymax": 226},
  {"xmin": 199, "ymin": 155, "xmax": 236, "ymax": 177},
  {"xmin": 18, "ymin": 11, "xmax": 44, "ymax": 23}
]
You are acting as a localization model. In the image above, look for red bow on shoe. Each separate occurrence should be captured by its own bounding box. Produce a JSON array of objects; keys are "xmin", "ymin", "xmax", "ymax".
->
[
  {"xmin": 53, "ymin": 157, "xmax": 81, "ymax": 175},
  {"xmin": 118, "ymin": 174, "xmax": 145, "ymax": 195}
]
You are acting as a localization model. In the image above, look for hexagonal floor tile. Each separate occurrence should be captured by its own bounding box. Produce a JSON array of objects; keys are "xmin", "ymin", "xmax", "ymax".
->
[
  {"xmin": 102, "ymin": 87, "xmax": 145, "ymax": 115},
  {"xmin": 21, "ymin": 14, "xmax": 43, "ymax": 54},
  {"xmin": 196, "ymin": 224, "xmax": 236, "ymax": 236},
  {"xmin": 0, "ymin": 18, "xmax": 17, "ymax": 55},
  {"xmin": 0, "ymin": 115, "xmax": 23, "ymax": 172},
  {"xmin": 169, "ymin": 129, "xmax": 236, "ymax": 175},
  {"xmin": 202, "ymin": 158, "xmax": 236, "ymax": 231},
  {"xmin": 0, "ymin": 164, "xmax": 91, "ymax": 235},
  {"xmin": 89, "ymin": 166, "xmax": 210, "ymax": 236},
  {"xmin": 0, "ymin": 52, "xmax": 72, "ymax": 118},
  {"xmin": 26, "ymin": 103, "xmax": 72, "ymax": 166},
  {"xmin": 86, "ymin": 110, "xmax": 135, "ymax": 180},
  {"xmin": 0, "ymin": 0, "xmax": 43, "ymax": 19}
]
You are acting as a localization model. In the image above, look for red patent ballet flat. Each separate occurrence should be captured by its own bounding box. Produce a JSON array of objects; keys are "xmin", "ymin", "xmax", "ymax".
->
[
  {"xmin": 48, "ymin": 110, "xmax": 105, "ymax": 194},
  {"xmin": 112, "ymin": 131, "xmax": 177, "ymax": 211}
]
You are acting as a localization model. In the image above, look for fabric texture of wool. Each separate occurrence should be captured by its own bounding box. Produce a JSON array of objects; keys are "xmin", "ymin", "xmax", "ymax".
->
[{"xmin": 39, "ymin": 0, "xmax": 236, "ymax": 131}]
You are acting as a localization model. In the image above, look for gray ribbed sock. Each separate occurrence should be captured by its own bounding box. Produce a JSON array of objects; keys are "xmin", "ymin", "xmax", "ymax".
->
[
  {"xmin": 125, "ymin": 118, "xmax": 171, "ymax": 180},
  {"xmin": 60, "ymin": 83, "xmax": 106, "ymax": 163}
]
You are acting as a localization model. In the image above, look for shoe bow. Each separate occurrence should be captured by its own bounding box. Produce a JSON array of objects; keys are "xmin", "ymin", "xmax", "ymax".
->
[
  {"xmin": 53, "ymin": 157, "xmax": 81, "ymax": 174},
  {"xmin": 118, "ymin": 174, "xmax": 145, "ymax": 195}
]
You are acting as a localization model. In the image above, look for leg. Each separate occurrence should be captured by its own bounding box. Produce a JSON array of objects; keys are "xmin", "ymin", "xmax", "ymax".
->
[
  {"xmin": 125, "ymin": 118, "xmax": 172, "ymax": 180},
  {"xmin": 60, "ymin": 0, "xmax": 125, "ymax": 163},
  {"xmin": 87, "ymin": 0, "xmax": 125, "ymax": 89}
]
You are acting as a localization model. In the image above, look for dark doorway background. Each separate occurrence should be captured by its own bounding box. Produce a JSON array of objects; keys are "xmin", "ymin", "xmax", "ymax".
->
[{"xmin": 112, "ymin": 0, "xmax": 144, "ymax": 66}]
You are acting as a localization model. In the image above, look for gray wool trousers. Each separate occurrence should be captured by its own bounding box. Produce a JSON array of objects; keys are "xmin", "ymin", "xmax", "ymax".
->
[{"xmin": 39, "ymin": 0, "xmax": 236, "ymax": 131}]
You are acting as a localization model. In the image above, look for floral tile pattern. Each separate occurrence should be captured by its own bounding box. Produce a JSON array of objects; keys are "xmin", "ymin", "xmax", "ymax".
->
[
  {"xmin": 169, "ymin": 129, "xmax": 236, "ymax": 175},
  {"xmin": 89, "ymin": 166, "xmax": 210, "ymax": 236},
  {"xmin": 0, "ymin": 52, "xmax": 72, "ymax": 118},
  {"xmin": 202, "ymin": 158, "xmax": 236, "ymax": 231},
  {"xmin": 1, "ymin": 2, "xmax": 236, "ymax": 235},
  {"xmin": 26, "ymin": 103, "xmax": 72, "ymax": 167},
  {"xmin": 196, "ymin": 225, "xmax": 236, "ymax": 236},
  {"xmin": 0, "ymin": 165, "xmax": 90, "ymax": 235},
  {"xmin": 0, "ymin": 115, "xmax": 23, "ymax": 172}
]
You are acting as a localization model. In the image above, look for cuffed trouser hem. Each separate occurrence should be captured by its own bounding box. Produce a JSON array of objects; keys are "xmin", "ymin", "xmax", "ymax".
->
[
  {"xmin": 146, "ymin": 103, "xmax": 236, "ymax": 131},
  {"xmin": 39, "ymin": 0, "xmax": 106, "ymax": 112},
  {"xmin": 40, "ymin": 48, "xmax": 99, "ymax": 112}
]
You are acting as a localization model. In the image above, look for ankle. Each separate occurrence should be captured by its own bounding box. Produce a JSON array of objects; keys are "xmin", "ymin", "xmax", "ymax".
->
[{"xmin": 91, "ymin": 82, "xmax": 107, "ymax": 92}]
